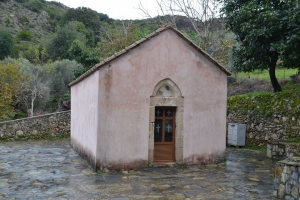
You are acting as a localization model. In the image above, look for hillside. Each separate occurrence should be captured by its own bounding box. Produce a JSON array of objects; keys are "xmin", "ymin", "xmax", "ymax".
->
[
  {"xmin": 0, "ymin": 0, "xmax": 231, "ymax": 120},
  {"xmin": 0, "ymin": 0, "xmax": 226, "ymax": 45},
  {"xmin": 0, "ymin": 0, "xmax": 68, "ymax": 43}
]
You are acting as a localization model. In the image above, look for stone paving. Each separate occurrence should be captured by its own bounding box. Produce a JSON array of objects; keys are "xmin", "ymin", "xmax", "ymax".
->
[{"xmin": 0, "ymin": 139, "xmax": 277, "ymax": 199}]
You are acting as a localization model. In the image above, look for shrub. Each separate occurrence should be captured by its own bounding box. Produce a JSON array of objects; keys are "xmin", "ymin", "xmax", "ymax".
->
[
  {"xmin": 0, "ymin": 30, "xmax": 14, "ymax": 60},
  {"xmin": 20, "ymin": 15, "xmax": 29, "ymax": 24},
  {"xmin": 26, "ymin": 0, "xmax": 43, "ymax": 13},
  {"xmin": 4, "ymin": 18, "xmax": 10, "ymax": 26},
  {"xmin": 17, "ymin": 30, "xmax": 32, "ymax": 41},
  {"xmin": 43, "ymin": 7, "xmax": 59, "ymax": 20}
]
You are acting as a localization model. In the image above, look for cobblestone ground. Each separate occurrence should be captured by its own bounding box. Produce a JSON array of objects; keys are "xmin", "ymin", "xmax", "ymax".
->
[{"xmin": 0, "ymin": 139, "xmax": 276, "ymax": 199}]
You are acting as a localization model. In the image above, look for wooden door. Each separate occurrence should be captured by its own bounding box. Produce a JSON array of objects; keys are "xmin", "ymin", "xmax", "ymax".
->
[{"xmin": 154, "ymin": 107, "xmax": 175, "ymax": 163}]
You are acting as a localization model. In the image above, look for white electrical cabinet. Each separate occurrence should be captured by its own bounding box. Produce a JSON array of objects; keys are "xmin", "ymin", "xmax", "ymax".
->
[{"xmin": 228, "ymin": 123, "xmax": 246, "ymax": 146}]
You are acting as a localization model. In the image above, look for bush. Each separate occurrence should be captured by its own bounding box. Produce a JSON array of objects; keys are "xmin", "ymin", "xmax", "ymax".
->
[
  {"xmin": 20, "ymin": 15, "xmax": 30, "ymax": 24},
  {"xmin": 4, "ymin": 18, "xmax": 10, "ymax": 26},
  {"xmin": 26, "ymin": 0, "xmax": 43, "ymax": 13},
  {"xmin": 0, "ymin": 30, "xmax": 14, "ymax": 60},
  {"xmin": 43, "ymin": 7, "xmax": 60, "ymax": 20},
  {"xmin": 17, "ymin": 30, "xmax": 32, "ymax": 41},
  {"xmin": 0, "ymin": 61, "xmax": 28, "ymax": 121}
]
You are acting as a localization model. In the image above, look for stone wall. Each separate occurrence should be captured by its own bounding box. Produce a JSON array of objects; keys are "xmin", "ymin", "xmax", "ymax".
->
[
  {"xmin": 274, "ymin": 160, "xmax": 300, "ymax": 199},
  {"xmin": 227, "ymin": 92, "xmax": 300, "ymax": 145},
  {"xmin": 227, "ymin": 111, "xmax": 300, "ymax": 145},
  {"xmin": 267, "ymin": 141, "xmax": 300, "ymax": 160},
  {"xmin": 0, "ymin": 111, "xmax": 70, "ymax": 141}
]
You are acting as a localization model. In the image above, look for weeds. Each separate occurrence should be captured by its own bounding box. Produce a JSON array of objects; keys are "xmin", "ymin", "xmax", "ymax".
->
[
  {"xmin": 244, "ymin": 143, "xmax": 267, "ymax": 153},
  {"xmin": 286, "ymin": 137, "xmax": 300, "ymax": 143}
]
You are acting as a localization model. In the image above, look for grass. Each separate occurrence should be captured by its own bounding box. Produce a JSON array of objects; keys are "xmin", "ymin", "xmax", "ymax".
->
[
  {"xmin": 244, "ymin": 143, "xmax": 267, "ymax": 153},
  {"xmin": 236, "ymin": 91, "xmax": 273, "ymax": 97},
  {"xmin": 233, "ymin": 81, "xmax": 300, "ymax": 98},
  {"xmin": 236, "ymin": 68, "xmax": 298, "ymax": 81},
  {"xmin": 286, "ymin": 137, "xmax": 300, "ymax": 143}
]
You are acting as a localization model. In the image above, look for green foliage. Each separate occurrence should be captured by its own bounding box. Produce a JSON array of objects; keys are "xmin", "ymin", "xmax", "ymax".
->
[
  {"xmin": 66, "ymin": 21, "xmax": 95, "ymax": 47},
  {"xmin": 0, "ymin": 30, "xmax": 14, "ymax": 60},
  {"xmin": 220, "ymin": 0, "xmax": 300, "ymax": 92},
  {"xmin": 17, "ymin": 30, "xmax": 32, "ymax": 41},
  {"xmin": 48, "ymin": 59, "xmax": 80, "ymax": 98},
  {"xmin": 20, "ymin": 44, "xmax": 45, "ymax": 64},
  {"xmin": 244, "ymin": 143, "xmax": 266, "ymax": 153},
  {"xmin": 44, "ymin": 7, "xmax": 60, "ymax": 19},
  {"xmin": 43, "ymin": 7, "xmax": 61, "ymax": 32},
  {"xmin": 286, "ymin": 137, "xmax": 300, "ymax": 143},
  {"xmin": 1, "ymin": 58, "xmax": 79, "ymax": 116},
  {"xmin": 237, "ymin": 69, "xmax": 298, "ymax": 81},
  {"xmin": 0, "ymin": 131, "xmax": 70, "ymax": 142},
  {"xmin": 60, "ymin": 7, "xmax": 100, "ymax": 33},
  {"xmin": 98, "ymin": 22, "xmax": 151, "ymax": 59},
  {"xmin": 46, "ymin": 21, "xmax": 99, "ymax": 60},
  {"xmin": 68, "ymin": 40, "xmax": 100, "ymax": 77},
  {"xmin": 26, "ymin": 0, "xmax": 44, "ymax": 13},
  {"xmin": 98, "ymin": 13, "xmax": 113, "ymax": 23},
  {"xmin": 0, "ymin": 62, "xmax": 28, "ymax": 121},
  {"xmin": 4, "ymin": 18, "xmax": 11, "ymax": 26},
  {"xmin": 228, "ymin": 83, "xmax": 300, "ymax": 119},
  {"xmin": 48, "ymin": 1, "xmax": 63, "ymax": 7},
  {"xmin": 45, "ymin": 21, "xmax": 95, "ymax": 60},
  {"xmin": 45, "ymin": 27, "xmax": 79, "ymax": 60},
  {"xmin": 20, "ymin": 15, "xmax": 30, "ymax": 24},
  {"xmin": 15, "ymin": 0, "xmax": 29, "ymax": 2}
]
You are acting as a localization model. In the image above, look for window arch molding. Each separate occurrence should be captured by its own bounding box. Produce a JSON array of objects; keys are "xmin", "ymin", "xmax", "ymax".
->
[{"xmin": 152, "ymin": 78, "xmax": 183, "ymax": 97}]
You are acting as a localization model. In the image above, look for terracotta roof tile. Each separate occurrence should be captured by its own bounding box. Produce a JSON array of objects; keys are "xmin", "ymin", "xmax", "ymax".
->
[{"xmin": 69, "ymin": 23, "xmax": 231, "ymax": 86}]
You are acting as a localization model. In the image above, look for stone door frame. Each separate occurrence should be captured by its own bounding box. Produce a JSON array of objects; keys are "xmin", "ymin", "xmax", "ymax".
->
[{"xmin": 148, "ymin": 79, "xmax": 184, "ymax": 163}]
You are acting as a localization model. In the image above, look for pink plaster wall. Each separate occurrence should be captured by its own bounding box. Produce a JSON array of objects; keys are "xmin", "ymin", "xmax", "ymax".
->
[
  {"xmin": 71, "ymin": 29, "xmax": 227, "ymax": 168},
  {"xmin": 71, "ymin": 71, "xmax": 99, "ymax": 166}
]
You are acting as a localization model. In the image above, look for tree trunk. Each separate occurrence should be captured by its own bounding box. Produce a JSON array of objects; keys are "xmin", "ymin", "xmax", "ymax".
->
[{"xmin": 269, "ymin": 52, "xmax": 282, "ymax": 92}]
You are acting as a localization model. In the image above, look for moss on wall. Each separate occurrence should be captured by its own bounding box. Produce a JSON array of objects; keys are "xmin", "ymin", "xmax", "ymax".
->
[
  {"xmin": 227, "ymin": 90, "xmax": 300, "ymax": 145},
  {"xmin": 228, "ymin": 92, "xmax": 300, "ymax": 118},
  {"xmin": 0, "ymin": 131, "xmax": 70, "ymax": 142}
]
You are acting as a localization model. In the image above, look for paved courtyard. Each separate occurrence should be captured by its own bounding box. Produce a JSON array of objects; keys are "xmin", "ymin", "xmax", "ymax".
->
[{"xmin": 0, "ymin": 139, "xmax": 276, "ymax": 199}]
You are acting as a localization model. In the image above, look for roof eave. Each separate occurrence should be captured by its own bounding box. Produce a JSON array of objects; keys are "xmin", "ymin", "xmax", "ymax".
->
[{"xmin": 69, "ymin": 23, "xmax": 231, "ymax": 87}]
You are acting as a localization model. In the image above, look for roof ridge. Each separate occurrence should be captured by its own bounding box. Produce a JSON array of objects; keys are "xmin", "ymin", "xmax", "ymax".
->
[{"xmin": 69, "ymin": 23, "xmax": 230, "ymax": 86}]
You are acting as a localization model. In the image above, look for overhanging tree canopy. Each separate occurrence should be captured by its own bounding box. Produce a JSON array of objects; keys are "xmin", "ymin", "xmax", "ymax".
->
[{"xmin": 219, "ymin": 0, "xmax": 300, "ymax": 92}]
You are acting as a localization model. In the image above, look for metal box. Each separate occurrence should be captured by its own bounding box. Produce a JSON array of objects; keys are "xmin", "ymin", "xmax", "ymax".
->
[{"xmin": 228, "ymin": 123, "xmax": 246, "ymax": 146}]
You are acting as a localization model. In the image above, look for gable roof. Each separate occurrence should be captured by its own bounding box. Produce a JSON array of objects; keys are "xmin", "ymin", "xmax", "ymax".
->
[{"xmin": 69, "ymin": 23, "xmax": 231, "ymax": 87}]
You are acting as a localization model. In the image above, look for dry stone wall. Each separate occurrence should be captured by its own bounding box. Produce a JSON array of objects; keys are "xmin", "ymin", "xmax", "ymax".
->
[
  {"xmin": 274, "ymin": 160, "xmax": 300, "ymax": 199},
  {"xmin": 227, "ymin": 92, "xmax": 300, "ymax": 145},
  {"xmin": 0, "ymin": 111, "xmax": 70, "ymax": 141},
  {"xmin": 267, "ymin": 141, "xmax": 300, "ymax": 160}
]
